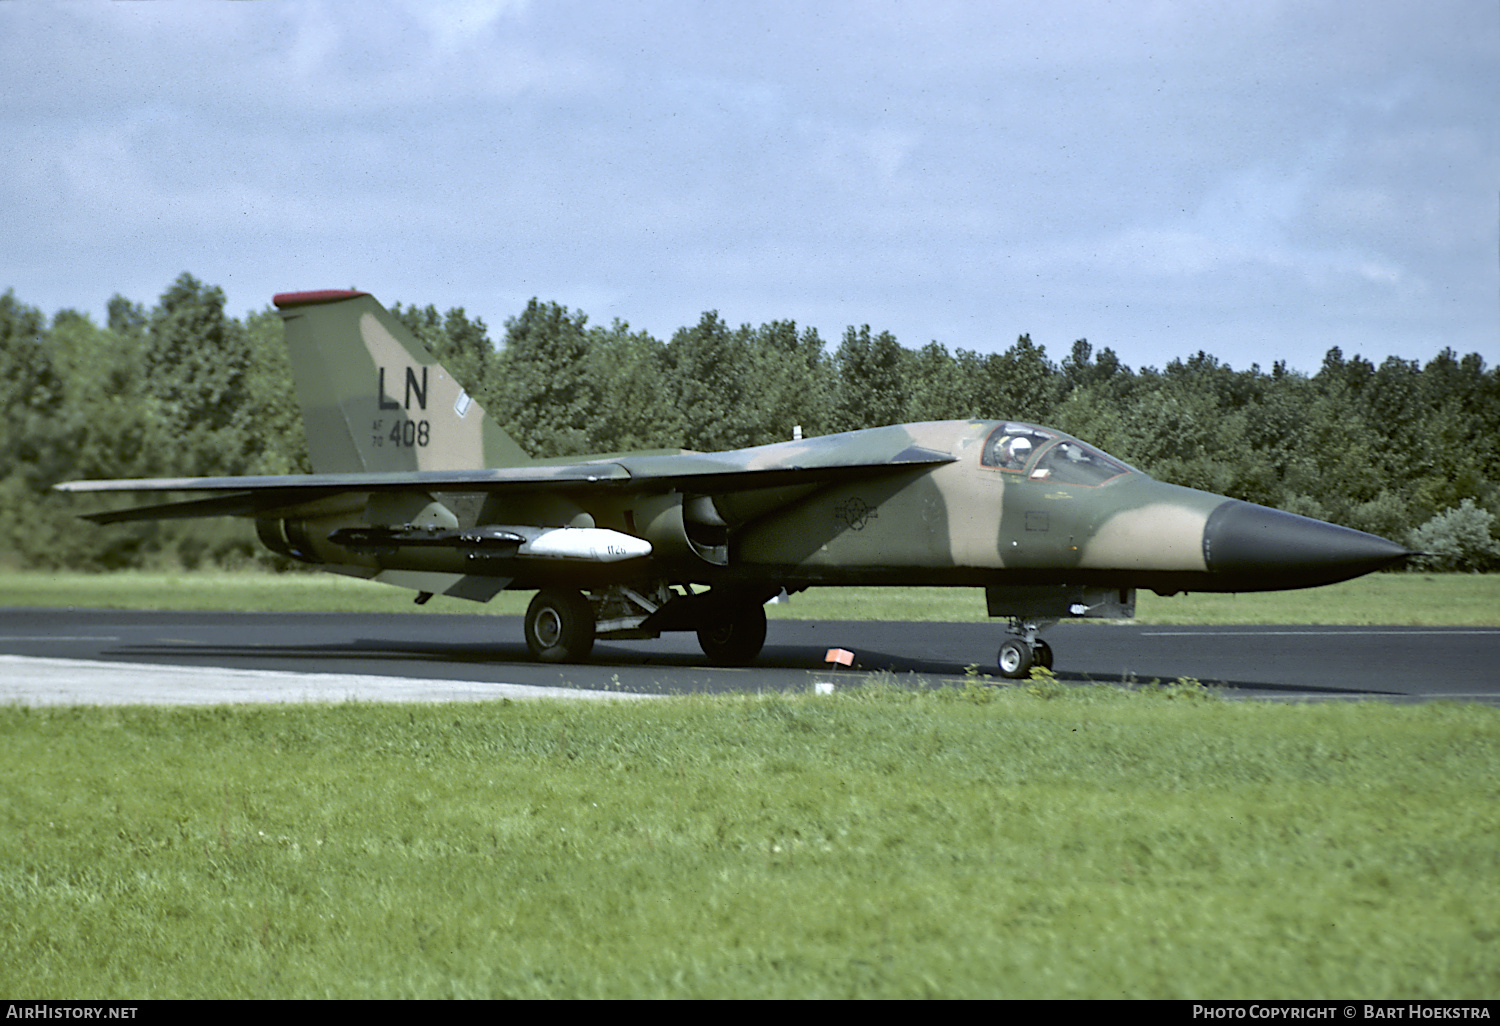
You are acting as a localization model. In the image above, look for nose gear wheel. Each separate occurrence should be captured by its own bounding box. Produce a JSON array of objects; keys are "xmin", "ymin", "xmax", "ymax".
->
[{"xmin": 995, "ymin": 619, "xmax": 1055, "ymax": 679}]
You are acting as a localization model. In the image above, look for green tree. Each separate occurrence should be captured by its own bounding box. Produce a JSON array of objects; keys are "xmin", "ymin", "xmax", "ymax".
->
[
  {"xmin": 1050, "ymin": 343, "xmax": 1138, "ymax": 459},
  {"xmin": 584, "ymin": 320, "xmax": 681, "ymax": 453},
  {"xmin": 832, "ymin": 325, "xmax": 910, "ymax": 431},
  {"xmin": 0, "ymin": 291, "xmax": 65, "ymax": 567},
  {"xmin": 0, "ymin": 290, "xmax": 63, "ymax": 483},
  {"xmin": 1361, "ymin": 356, "xmax": 1427, "ymax": 481},
  {"xmin": 12, "ymin": 275, "xmax": 1500, "ymax": 571},
  {"xmin": 1408, "ymin": 499, "xmax": 1500, "ymax": 572},
  {"xmin": 904, "ymin": 341, "xmax": 967, "ymax": 422},
  {"xmin": 494, "ymin": 299, "xmax": 596, "ymax": 456},
  {"xmin": 1115, "ymin": 370, "xmax": 1250, "ymax": 495},
  {"xmin": 746, "ymin": 320, "xmax": 834, "ymax": 442},
  {"xmin": 241, "ymin": 306, "xmax": 310, "ymax": 475},
  {"xmin": 24, "ymin": 308, "xmax": 171, "ymax": 568},
  {"xmin": 1059, "ymin": 338, "xmax": 1131, "ymax": 396},
  {"xmin": 979, "ymin": 334, "xmax": 1061, "ymax": 424},
  {"xmin": 665, "ymin": 312, "xmax": 760, "ymax": 451},
  {"xmin": 107, "ymin": 293, "xmax": 147, "ymax": 341},
  {"xmin": 144, "ymin": 273, "xmax": 256, "ymax": 477}
]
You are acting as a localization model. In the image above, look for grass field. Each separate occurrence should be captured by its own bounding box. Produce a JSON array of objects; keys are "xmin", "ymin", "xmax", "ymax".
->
[
  {"xmin": 2, "ymin": 569, "xmax": 1498, "ymax": 625},
  {"xmin": 3, "ymin": 685, "xmax": 1497, "ymax": 999}
]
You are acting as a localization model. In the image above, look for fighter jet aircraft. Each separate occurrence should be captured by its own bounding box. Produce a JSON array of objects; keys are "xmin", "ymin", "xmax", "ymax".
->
[{"xmin": 57, "ymin": 289, "xmax": 1413, "ymax": 677}]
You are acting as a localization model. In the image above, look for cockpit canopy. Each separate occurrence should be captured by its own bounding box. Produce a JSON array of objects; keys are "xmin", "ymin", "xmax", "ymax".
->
[{"xmin": 981, "ymin": 422, "xmax": 1135, "ymax": 486}]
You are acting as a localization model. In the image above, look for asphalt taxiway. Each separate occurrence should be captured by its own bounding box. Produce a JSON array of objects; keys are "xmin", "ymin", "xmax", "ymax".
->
[{"xmin": 2, "ymin": 608, "xmax": 1496, "ymax": 706}]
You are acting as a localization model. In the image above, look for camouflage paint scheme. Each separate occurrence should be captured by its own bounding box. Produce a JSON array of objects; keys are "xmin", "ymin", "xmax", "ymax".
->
[{"xmin": 58, "ymin": 290, "xmax": 1411, "ymax": 671}]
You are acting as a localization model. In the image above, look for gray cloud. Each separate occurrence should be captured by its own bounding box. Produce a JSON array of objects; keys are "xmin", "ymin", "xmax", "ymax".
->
[{"xmin": 3, "ymin": 0, "xmax": 1495, "ymax": 372}]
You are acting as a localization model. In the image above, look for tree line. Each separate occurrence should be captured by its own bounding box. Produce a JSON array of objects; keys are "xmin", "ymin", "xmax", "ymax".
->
[{"xmin": 3, "ymin": 272, "xmax": 1497, "ymax": 571}]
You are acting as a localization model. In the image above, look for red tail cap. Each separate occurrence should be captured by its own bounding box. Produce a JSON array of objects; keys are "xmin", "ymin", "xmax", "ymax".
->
[{"xmin": 273, "ymin": 289, "xmax": 369, "ymax": 309}]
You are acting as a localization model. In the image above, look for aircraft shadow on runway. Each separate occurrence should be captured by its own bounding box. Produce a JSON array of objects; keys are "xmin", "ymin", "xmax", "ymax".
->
[{"xmin": 107, "ymin": 636, "xmax": 1397, "ymax": 699}]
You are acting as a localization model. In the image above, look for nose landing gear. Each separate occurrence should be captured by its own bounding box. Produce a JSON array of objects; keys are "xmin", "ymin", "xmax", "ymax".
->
[{"xmin": 996, "ymin": 619, "xmax": 1055, "ymax": 679}]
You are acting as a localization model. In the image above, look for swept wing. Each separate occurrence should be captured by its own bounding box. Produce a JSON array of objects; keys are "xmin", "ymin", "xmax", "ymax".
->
[{"xmin": 57, "ymin": 430, "xmax": 955, "ymax": 524}]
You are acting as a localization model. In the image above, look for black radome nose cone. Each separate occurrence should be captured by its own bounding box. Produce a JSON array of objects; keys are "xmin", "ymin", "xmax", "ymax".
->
[{"xmin": 1203, "ymin": 500, "xmax": 1414, "ymax": 591}]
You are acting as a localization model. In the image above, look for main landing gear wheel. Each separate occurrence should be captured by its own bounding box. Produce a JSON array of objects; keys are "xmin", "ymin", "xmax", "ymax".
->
[
  {"xmin": 696, "ymin": 601, "xmax": 767, "ymax": 666},
  {"xmin": 525, "ymin": 588, "xmax": 595, "ymax": 663}
]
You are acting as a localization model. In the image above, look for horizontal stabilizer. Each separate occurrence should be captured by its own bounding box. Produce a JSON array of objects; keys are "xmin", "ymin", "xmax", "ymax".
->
[{"xmin": 76, "ymin": 489, "xmax": 346, "ymax": 525}]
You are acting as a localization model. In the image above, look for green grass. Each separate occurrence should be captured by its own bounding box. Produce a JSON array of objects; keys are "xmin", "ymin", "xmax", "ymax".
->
[
  {"xmin": 4, "ymin": 571, "xmax": 1493, "ymax": 996},
  {"xmin": 3, "ymin": 685, "xmax": 1497, "ymax": 998},
  {"xmin": 2, "ymin": 570, "xmax": 1497, "ymax": 625}
]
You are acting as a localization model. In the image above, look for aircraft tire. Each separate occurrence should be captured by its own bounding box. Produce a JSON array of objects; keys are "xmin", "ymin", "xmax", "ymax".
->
[
  {"xmin": 525, "ymin": 588, "xmax": 596, "ymax": 663},
  {"xmin": 1033, "ymin": 639, "xmax": 1054, "ymax": 670},
  {"xmin": 696, "ymin": 602, "xmax": 767, "ymax": 666},
  {"xmin": 996, "ymin": 639, "xmax": 1034, "ymax": 679}
]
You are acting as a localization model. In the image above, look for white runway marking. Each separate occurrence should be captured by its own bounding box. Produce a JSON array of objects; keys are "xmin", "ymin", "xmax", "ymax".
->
[
  {"xmin": 1142, "ymin": 629, "xmax": 1500, "ymax": 636},
  {"xmin": 0, "ymin": 655, "xmax": 660, "ymax": 706},
  {"xmin": 0, "ymin": 635, "xmax": 120, "ymax": 641}
]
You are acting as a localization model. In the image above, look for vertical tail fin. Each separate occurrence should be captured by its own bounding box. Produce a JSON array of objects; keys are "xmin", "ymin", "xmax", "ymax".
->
[{"xmin": 273, "ymin": 290, "xmax": 531, "ymax": 474}]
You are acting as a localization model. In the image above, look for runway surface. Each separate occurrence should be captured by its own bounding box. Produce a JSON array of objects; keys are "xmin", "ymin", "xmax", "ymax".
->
[{"xmin": 2, "ymin": 607, "xmax": 1496, "ymax": 706}]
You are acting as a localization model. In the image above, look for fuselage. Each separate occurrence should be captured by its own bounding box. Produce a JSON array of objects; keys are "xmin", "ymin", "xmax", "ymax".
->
[{"xmin": 263, "ymin": 419, "xmax": 1410, "ymax": 597}]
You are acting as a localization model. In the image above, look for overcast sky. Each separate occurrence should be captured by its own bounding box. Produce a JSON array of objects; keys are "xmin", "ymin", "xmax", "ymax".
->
[{"xmin": 5, "ymin": 0, "xmax": 1497, "ymax": 373}]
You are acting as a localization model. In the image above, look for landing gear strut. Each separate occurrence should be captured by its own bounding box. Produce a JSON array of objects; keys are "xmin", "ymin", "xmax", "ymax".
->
[{"xmin": 995, "ymin": 618, "xmax": 1055, "ymax": 680}]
